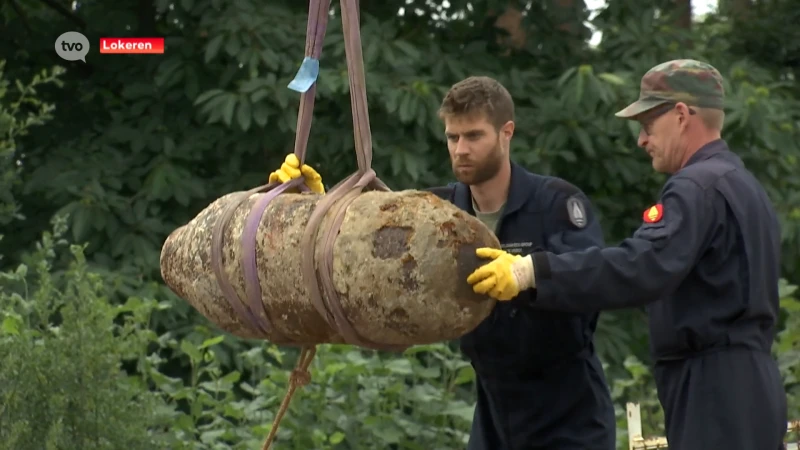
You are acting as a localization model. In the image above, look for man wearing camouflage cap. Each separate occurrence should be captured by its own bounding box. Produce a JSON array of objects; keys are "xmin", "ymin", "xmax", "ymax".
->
[{"xmin": 466, "ymin": 59, "xmax": 789, "ymax": 449}]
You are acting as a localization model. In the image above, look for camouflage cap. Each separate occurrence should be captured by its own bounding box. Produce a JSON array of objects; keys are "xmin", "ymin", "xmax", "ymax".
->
[{"xmin": 615, "ymin": 59, "xmax": 725, "ymax": 119}]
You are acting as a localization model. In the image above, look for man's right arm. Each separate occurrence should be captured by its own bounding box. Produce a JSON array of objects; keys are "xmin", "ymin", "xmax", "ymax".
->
[{"xmin": 529, "ymin": 176, "xmax": 713, "ymax": 312}]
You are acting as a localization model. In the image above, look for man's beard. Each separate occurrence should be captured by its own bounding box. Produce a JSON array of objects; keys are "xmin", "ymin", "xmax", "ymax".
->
[{"xmin": 452, "ymin": 143, "xmax": 503, "ymax": 185}]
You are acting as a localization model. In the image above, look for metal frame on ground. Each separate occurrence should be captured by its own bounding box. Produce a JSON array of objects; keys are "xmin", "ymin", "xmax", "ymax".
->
[{"xmin": 625, "ymin": 402, "xmax": 800, "ymax": 449}]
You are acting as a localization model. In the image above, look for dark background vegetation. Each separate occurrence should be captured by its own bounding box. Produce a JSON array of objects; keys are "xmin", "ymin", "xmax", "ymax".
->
[{"xmin": 2, "ymin": 0, "xmax": 800, "ymax": 448}]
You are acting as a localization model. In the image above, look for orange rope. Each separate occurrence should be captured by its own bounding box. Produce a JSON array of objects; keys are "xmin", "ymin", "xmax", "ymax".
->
[{"xmin": 261, "ymin": 346, "xmax": 317, "ymax": 450}]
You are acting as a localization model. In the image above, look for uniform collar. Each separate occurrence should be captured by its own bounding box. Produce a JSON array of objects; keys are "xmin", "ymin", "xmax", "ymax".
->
[
  {"xmin": 453, "ymin": 161, "xmax": 530, "ymax": 217},
  {"xmin": 684, "ymin": 138, "xmax": 729, "ymax": 167},
  {"xmin": 504, "ymin": 161, "xmax": 531, "ymax": 216}
]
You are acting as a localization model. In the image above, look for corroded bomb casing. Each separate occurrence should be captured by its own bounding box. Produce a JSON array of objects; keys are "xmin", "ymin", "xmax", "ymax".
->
[{"xmin": 159, "ymin": 189, "xmax": 500, "ymax": 347}]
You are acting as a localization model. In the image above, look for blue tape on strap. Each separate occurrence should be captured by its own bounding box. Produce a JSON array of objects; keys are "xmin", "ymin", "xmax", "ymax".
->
[{"xmin": 287, "ymin": 57, "xmax": 320, "ymax": 93}]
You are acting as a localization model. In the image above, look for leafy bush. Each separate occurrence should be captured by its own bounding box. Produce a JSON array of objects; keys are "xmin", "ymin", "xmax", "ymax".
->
[
  {"xmin": 3, "ymin": 218, "xmax": 798, "ymax": 449},
  {"xmin": 0, "ymin": 61, "xmax": 63, "ymax": 228},
  {"xmin": 0, "ymin": 217, "xmax": 478, "ymax": 449},
  {"xmin": 2, "ymin": 2, "xmax": 800, "ymax": 449},
  {"xmin": 0, "ymin": 216, "xmax": 168, "ymax": 450}
]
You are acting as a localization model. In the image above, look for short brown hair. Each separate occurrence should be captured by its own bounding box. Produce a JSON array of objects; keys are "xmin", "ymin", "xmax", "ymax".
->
[
  {"xmin": 696, "ymin": 107, "xmax": 725, "ymax": 131},
  {"xmin": 438, "ymin": 76, "xmax": 515, "ymax": 130}
]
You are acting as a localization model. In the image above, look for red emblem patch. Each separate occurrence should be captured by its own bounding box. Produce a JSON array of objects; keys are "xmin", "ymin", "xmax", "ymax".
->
[{"xmin": 643, "ymin": 204, "xmax": 663, "ymax": 223}]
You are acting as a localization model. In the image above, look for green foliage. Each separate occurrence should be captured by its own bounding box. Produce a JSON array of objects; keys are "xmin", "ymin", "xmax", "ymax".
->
[
  {"xmin": 0, "ymin": 216, "xmax": 168, "ymax": 450},
  {"xmin": 152, "ymin": 337, "xmax": 478, "ymax": 450},
  {"xmin": 609, "ymin": 356, "xmax": 663, "ymax": 443},
  {"xmin": 1, "ymin": 0, "xmax": 799, "ymax": 448},
  {"xmin": 775, "ymin": 279, "xmax": 800, "ymax": 418},
  {"xmin": 0, "ymin": 219, "xmax": 482, "ymax": 449},
  {"xmin": 0, "ymin": 226, "xmax": 796, "ymax": 450},
  {"xmin": 0, "ymin": 61, "xmax": 63, "ymax": 228}
]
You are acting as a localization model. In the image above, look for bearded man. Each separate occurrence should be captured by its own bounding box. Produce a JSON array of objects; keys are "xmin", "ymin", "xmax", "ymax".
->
[{"xmin": 270, "ymin": 76, "xmax": 616, "ymax": 449}]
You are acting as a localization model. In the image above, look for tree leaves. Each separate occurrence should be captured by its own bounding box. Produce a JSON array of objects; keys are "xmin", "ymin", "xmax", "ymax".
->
[{"xmin": 3, "ymin": 1, "xmax": 800, "ymax": 447}]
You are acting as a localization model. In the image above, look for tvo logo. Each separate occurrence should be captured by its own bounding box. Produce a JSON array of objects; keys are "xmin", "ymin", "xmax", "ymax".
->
[{"xmin": 55, "ymin": 31, "xmax": 90, "ymax": 62}]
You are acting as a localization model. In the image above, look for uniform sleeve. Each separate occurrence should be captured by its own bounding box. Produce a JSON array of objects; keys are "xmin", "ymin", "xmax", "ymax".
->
[
  {"xmin": 530, "ymin": 176, "xmax": 712, "ymax": 313},
  {"xmin": 541, "ymin": 179, "xmax": 606, "ymax": 254}
]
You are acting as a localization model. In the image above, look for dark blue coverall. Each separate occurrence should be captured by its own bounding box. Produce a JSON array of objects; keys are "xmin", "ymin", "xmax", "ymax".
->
[
  {"xmin": 529, "ymin": 140, "xmax": 788, "ymax": 450},
  {"xmin": 426, "ymin": 161, "xmax": 616, "ymax": 450}
]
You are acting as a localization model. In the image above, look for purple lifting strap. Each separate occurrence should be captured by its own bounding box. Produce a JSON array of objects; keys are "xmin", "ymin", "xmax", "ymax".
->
[
  {"xmin": 212, "ymin": 0, "xmax": 403, "ymax": 354},
  {"xmin": 292, "ymin": 0, "xmax": 330, "ymax": 165},
  {"xmin": 213, "ymin": 0, "xmax": 328, "ymax": 340},
  {"xmin": 240, "ymin": 178, "xmax": 306, "ymax": 335},
  {"xmin": 210, "ymin": 186, "xmax": 268, "ymax": 335}
]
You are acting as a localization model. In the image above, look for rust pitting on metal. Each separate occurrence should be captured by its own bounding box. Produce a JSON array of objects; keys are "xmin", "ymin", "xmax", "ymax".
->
[
  {"xmin": 437, "ymin": 220, "xmax": 466, "ymax": 250},
  {"xmin": 440, "ymin": 220, "xmax": 457, "ymax": 236},
  {"xmin": 418, "ymin": 191, "xmax": 446, "ymax": 205},
  {"xmin": 161, "ymin": 189, "xmax": 500, "ymax": 347},
  {"xmin": 367, "ymin": 292, "xmax": 379, "ymax": 308},
  {"xmin": 385, "ymin": 307, "xmax": 418, "ymax": 336},
  {"xmin": 372, "ymin": 225, "xmax": 413, "ymax": 259},
  {"xmin": 271, "ymin": 200, "xmax": 302, "ymax": 233},
  {"xmin": 160, "ymin": 233, "xmax": 186, "ymax": 299},
  {"xmin": 454, "ymin": 243, "xmax": 492, "ymax": 303},
  {"xmin": 400, "ymin": 254, "xmax": 418, "ymax": 290}
]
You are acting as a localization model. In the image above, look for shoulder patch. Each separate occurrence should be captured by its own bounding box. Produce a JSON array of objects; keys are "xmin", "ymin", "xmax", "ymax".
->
[
  {"xmin": 566, "ymin": 195, "xmax": 587, "ymax": 228},
  {"xmin": 643, "ymin": 204, "xmax": 663, "ymax": 223}
]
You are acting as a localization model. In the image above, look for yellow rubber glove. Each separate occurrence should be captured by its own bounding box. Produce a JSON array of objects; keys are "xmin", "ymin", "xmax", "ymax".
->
[
  {"xmin": 466, "ymin": 248, "xmax": 535, "ymax": 301},
  {"xmin": 268, "ymin": 154, "xmax": 325, "ymax": 194}
]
